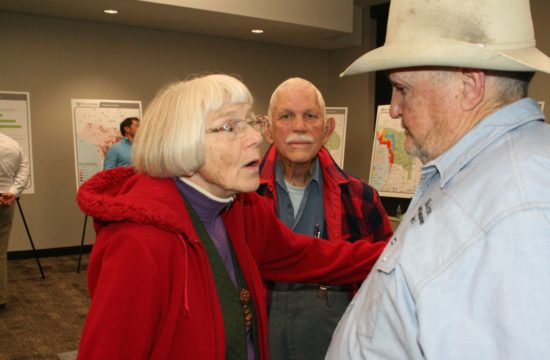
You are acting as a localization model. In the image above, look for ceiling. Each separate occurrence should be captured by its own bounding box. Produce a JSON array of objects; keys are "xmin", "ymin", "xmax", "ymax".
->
[{"xmin": 0, "ymin": 0, "xmax": 388, "ymax": 50}]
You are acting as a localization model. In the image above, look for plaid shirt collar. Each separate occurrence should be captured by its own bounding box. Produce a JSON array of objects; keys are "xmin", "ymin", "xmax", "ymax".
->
[{"xmin": 259, "ymin": 145, "xmax": 350, "ymax": 191}]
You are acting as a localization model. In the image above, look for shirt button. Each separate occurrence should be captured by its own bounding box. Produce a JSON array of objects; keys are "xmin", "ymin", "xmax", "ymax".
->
[{"xmin": 382, "ymin": 255, "xmax": 387, "ymax": 262}]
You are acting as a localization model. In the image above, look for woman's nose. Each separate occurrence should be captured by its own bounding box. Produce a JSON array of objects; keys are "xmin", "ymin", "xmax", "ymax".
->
[{"xmin": 246, "ymin": 125, "xmax": 263, "ymax": 145}]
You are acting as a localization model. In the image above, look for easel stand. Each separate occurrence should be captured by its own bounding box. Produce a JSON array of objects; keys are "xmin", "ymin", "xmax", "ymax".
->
[
  {"xmin": 16, "ymin": 198, "xmax": 45, "ymax": 279},
  {"xmin": 76, "ymin": 214, "xmax": 87, "ymax": 273}
]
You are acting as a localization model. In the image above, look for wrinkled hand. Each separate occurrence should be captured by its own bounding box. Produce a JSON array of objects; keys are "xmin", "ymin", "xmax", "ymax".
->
[{"xmin": 0, "ymin": 192, "xmax": 16, "ymax": 206}]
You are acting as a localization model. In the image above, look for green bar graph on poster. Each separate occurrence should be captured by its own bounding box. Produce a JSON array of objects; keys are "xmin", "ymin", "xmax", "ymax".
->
[
  {"xmin": 0, "ymin": 92, "xmax": 34, "ymax": 194},
  {"xmin": 0, "ymin": 119, "xmax": 22, "ymax": 128}
]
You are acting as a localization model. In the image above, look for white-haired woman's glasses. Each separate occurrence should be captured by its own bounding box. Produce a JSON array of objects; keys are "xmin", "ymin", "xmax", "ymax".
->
[{"xmin": 205, "ymin": 114, "xmax": 268, "ymax": 140}]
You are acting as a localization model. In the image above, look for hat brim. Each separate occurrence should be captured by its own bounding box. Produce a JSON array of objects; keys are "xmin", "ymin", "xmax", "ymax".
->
[{"xmin": 341, "ymin": 39, "xmax": 550, "ymax": 77}]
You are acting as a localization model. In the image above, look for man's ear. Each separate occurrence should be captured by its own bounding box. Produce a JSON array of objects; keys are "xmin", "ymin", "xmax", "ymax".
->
[
  {"xmin": 461, "ymin": 69, "xmax": 485, "ymax": 111},
  {"xmin": 263, "ymin": 118, "xmax": 275, "ymax": 144},
  {"xmin": 322, "ymin": 117, "xmax": 336, "ymax": 144}
]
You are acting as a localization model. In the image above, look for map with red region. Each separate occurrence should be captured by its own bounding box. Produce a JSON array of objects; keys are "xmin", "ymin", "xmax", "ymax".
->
[
  {"xmin": 72, "ymin": 99, "xmax": 141, "ymax": 188},
  {"xmin": 369, "ymin": 105, "xmax": 421, "ymax": 198}
]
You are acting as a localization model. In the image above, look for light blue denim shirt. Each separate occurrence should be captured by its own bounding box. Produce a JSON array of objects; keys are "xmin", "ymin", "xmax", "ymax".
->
[
  {"xmin": 275, "ymin": 156, "xmax": 325, "ymax": 236},
  {"xmin": 327, "ymin": 98, "xmax": 550, "ymax": 359},
  {"xmin": 103, "ymin": 137, "xmax": 133, "ymax": 169}
]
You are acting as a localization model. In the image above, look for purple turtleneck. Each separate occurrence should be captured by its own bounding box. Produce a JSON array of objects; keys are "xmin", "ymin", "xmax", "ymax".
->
[
  {"xmin": 175, "ymin": 178, "xmax": 237, "ymax": 285},
  {"xmin": 175, "ymin": 178, "xmax": 255, "ymax": 360}
]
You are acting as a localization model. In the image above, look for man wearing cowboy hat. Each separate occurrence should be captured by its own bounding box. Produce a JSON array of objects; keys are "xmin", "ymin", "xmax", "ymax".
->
[{"xmin": 327, "ymin": 0, "xmax": 550, "ymax": 359}]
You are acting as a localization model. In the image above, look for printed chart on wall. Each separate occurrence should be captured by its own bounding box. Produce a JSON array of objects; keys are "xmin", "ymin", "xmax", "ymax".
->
[
  {"xmin": 0, "ymin": 92, "xmax": 34, "ymax": 194},
  {"xmin": 369, "ymin": 105, "xmax": 421, "ymax": 198},
  {"xmin": 325, "ymin": 107, "xmax": 347, "ymax": 168},
  {"xmin": 72, "ymin": 99, "xmax": 142, "ymax": 188}
]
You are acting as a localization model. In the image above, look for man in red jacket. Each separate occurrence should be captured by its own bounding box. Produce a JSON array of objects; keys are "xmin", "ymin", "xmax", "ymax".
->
[{"xmin": 258, "ymin": 78, "xmax": 393, "ymax": 360}]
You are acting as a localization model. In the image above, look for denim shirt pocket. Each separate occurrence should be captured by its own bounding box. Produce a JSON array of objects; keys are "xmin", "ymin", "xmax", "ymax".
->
[{"xmin": 357, "ymin": 233, "xmax": 402, "ymax": 339}]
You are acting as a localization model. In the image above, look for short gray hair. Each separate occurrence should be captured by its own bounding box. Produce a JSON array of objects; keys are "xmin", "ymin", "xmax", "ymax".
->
[
  {"xmin": 132, "ymin": 74, "xmax": 253, "ymax": 177},
  {"xmin": 485, "ymin": 70, "xmax": 534, "ymax": 103},
  {"xmin": 403, "ymin": 67, "xmax": 533, "ymax": 105},
  {"xmin": 268, "ymin": 77, "xmax": 326, "ymax": 120}
]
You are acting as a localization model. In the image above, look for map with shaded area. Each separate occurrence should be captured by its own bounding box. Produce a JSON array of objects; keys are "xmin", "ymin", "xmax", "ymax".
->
[
  {"xmin": 325, "ymin": 107, "xmax": 347, "ymax": 168},
  {"xmin": 369, "ymin": 105, "xmax": 421, "ymax": 198},
  {"xmin": 376, "ymin": 128, "xmax": 415, "ymax": 178},
  {"xmin": 326, "ymin": 132, "xmax": 341, "ymax": 152},
  {"xmin": 72, "ymin": 100, "xmax": 141, "ymax": 188},
  {"xmin": 79, "ymin": 123, "xmax": 120, "ymax": 158}
]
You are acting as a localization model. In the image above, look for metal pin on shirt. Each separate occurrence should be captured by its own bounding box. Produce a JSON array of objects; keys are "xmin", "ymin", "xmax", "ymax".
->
[
  {"xmin": 317, "ymin": 284, "xmax": 329, "ymax": 299},
  {"xmin": 314, "ymin": 223, "xmax": 321, "ymax": 238}
]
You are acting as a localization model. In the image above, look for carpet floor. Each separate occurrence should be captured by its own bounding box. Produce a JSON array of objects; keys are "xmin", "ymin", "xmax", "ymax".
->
[{"xmin": 0, "ymin": 255, "xmax": 89, "ymax": 360}]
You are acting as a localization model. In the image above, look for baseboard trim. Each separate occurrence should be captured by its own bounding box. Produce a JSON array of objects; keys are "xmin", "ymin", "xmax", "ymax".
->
[{"xmin": 8, "ymin": 245, "xmax": 93, "ymax": 260}]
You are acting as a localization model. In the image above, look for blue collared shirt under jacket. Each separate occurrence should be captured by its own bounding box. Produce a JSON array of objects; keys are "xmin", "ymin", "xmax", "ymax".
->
[
  {"xmin": 327, "ymin": 98, "xmax": 550, "ymax": 359},
  {"xmin": 103, "ymin": 137, "xmax": 133, "ymax": 169}
]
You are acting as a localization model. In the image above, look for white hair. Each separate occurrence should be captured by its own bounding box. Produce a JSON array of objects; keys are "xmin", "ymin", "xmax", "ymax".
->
[
  {"xmin": 133, "ymin": 74, "xmax": 253, "ymax": 177},
  {"xmin": 268, "ymin": 77, "xmax": 326, "ymax": 121}
]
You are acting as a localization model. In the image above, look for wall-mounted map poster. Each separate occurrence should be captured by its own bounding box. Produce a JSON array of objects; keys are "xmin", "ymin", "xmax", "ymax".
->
[
  {"xmin": 369, "ymin": 105, "xmax": 422, "ymax": 198},
  {"xmin": 0, "ymin": 92, "xmax": 34, "ymax": 194},
  {"xmin": 325, "ymin": 107, "xmax": 347, "ymax": 168},
  {"xmin": 72, "ymin": 99, "xmax": 142, "ymax": 188}
]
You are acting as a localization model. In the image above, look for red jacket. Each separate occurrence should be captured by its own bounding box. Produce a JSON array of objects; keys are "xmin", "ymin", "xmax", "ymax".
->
[{"xmin": 76, "ymin": 167, "xmax": 386, "ymax": 359}]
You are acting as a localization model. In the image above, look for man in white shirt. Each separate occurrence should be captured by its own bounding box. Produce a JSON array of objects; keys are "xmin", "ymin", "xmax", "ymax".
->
[{"xmin": 0, "ymin": 132, "xmax": 30, "ymax": 309}]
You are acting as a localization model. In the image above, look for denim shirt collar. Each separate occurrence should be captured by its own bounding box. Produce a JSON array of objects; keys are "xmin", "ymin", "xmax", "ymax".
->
[
  {"xmin": 274, "ymin": 155, "xmax": 322, "ymax": 189},
  {"xmin": 424, "ymin": 98, "xmax": 544, "ymax": 191}
]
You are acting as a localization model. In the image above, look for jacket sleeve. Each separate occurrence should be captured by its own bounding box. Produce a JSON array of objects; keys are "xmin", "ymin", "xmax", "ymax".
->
[
  {"xmin": 78, "ymin": 224, "xmax": 167, "ymax": 360},
  {"xmin": 238, "ymin": 194, "xmax": 387, "ymax": 285}
]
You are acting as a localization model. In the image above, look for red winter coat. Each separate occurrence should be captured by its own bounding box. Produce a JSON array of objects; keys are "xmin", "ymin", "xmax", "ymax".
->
[{"xmin": 76, "ymin": 167, "xmax": 386, "ymax": 359}]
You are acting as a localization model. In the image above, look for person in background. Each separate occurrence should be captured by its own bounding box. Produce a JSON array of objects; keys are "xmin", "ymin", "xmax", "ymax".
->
[
  {"xmin": 103, "ymin": 116, "xmax": 139, "ymax": 169},
  {"xmin": 257, "ymin": 77, "xmax": 392, "ymax": 360},
  {"xmin": 0, "ymin": 132, "xmax": 30, "ymax": 310},
  {"xmin": 327, "ymin": 0, "xmax": 550, "ymax": 358},
  {"xmin": 76, "ymin": 74, "xmax": 387, "ymax": 359}
]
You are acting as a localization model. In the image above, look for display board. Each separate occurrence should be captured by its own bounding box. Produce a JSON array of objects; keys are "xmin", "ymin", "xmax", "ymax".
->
[
  {"xmin": 325, "ymin": 107, "xmax": 347, "ymax": 168},
  {"xmin": 369, "ymin": 105, "xmax": 421, "ymax": 198},
  {"xmin": 71, "ymin": 99, "xmax": 142, "ymax": 188},
  {"xmin": 0, "ymin": 92, "xmax": 34, "ymax": 194}
]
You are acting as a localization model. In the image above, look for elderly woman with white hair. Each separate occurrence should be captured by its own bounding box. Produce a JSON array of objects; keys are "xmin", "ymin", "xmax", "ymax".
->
[{"xmin": 76, "ymin": 74, "xmax": 386, "ymax": 360}]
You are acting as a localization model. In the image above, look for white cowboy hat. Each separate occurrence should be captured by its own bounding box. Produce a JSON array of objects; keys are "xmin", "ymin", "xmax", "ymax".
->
[{"xmin": 341, "ymin": 0, "xmax": 550, "ymax": 76}]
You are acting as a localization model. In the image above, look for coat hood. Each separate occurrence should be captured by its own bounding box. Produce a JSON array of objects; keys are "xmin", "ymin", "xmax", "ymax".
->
[{"xmin": 77, "ymin": 167, "xmax": 188, "ymax": 234}]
